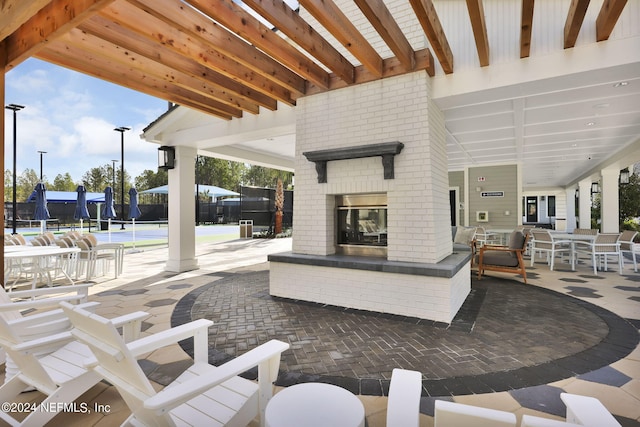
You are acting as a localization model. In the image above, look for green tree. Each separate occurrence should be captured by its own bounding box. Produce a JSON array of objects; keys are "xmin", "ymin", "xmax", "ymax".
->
[
  {"xmin": 4, "ymin": 170, "xmax": 12, "ymax": 202},
  {"xmin": 242, "ymin": 165, "xmax": 293, "ymax": 189},
  {"xmin": 51, "ymin": 173, "xmax": 77, "ymax": 191},
  {"xmin": 82, "ymin": 165, "xmax": 111, "ymax": 193},
  {"xmin": 135, "ymin": 168, "xmax": 168, "ymax": 203},
  {"xmin": 16, "ymin": 169, "xmax": 39, "ymax": 202},
  {"xmin": 196, "ymin": 158, "xmax": 246, "ymax": 193},
  {"xmin": 620, "ymin": 172, "xmax": 640, "ymax": 230}
]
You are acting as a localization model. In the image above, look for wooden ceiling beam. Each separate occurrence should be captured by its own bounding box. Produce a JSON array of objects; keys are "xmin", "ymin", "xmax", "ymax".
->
[
  {"xmin": 564, "ymin": 0, "xmax": 590, "ymax": 48},
  {"xmin": 354, "ymin": 0, "xmax": 415, "ymax": 70},
  {"xmin": 185, "ymin": 0, "xmax": 330, "ymax": 90},
  {"xmin": 127, "ymin": 0, "xmax": 305, "ymax": 96},
  {"xmin": 64, "ymin": 27, "xmax": 261, "ymax": 115},
  {"xmin": 0, "ymin": 0, "xmax": 51, "ymax": 41},
  {"xmin": 38, "ymin": 40, "xmax": 241, "ymax": 119},
  {"xmin": 241, "ymin": 0, "xmax": 355, "ymax": 84},
  {"xmin": 408, "ymin": 0, "xmax": 454, "ymax": 74},
  {"xmin": 5, "ymin": 0, "xmax": 116, "ymax": 70},
  {"xmin": 80, "ymin": 15, "xmax": 276, "ymax": 112},
  {"xmin": 100, "ymin": 1, "xmax": 296, "ymax": 106},
  {"xmin": 596, "ymin": 0, "xmax": 628, "ymax": 41},
  {"xmin": 306, "ymin": 48, "xmax": 434, "ymax": 95},
  {"xmin": 465, "ymin": 0, "xmax": 490, "ymax": 66},
  {"xmin": 300, "ymin": 0, "xmax": 383, "ymax": 78},
  {"xmin": 520, "ymin": 0, "xmax": 534, "ymax": 58}
]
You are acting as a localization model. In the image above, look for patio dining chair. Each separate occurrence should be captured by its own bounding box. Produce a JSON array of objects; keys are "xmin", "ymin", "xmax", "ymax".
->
[
  {"xmin": 0, "ymin": 306, "xmax": 149, "ymax": 427},
  {"xmin": 619, "ymin": 230, "xmax": 638, "ymax": 272},
  {"xmin": 529, "ymin": 229, "xmax": 572, "ymax": 271},
  {"xmin": 574, "ymin": 233, "xmax": 623, "ymax": 275},
  {"xmin": 61, "ymin": 302, "xmax": 290, "ymax": 427},
  {"xmin": 477, "ymin": 230, "xmax": 528, "ymax": 283}
]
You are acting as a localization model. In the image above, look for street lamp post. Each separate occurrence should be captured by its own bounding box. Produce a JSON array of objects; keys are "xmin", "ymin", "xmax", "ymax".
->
[
  {"xmin": 37, "ymin": 150, "xmax": 47, "ymax": 181},
  {"xmin": 5, "ymin": 104, "xmax": 25, "ymax": 235},
  {"xmin": 114, "ymin": 127, "xmax": 130, "ymax": 230},
  {"xmin": 111, "ymin": 159, "xmax": 119, "ymax": 189}
]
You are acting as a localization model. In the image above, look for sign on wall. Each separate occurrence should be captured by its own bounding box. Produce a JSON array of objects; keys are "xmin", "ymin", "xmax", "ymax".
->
[{"xmin": 480, "ymin": 191, "xmax": 504, "ymax": 197}]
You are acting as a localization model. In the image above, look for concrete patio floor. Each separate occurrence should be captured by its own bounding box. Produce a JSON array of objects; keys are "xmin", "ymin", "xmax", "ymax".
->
[{"xmin": 2, "ymin": 235, "xmax": 639, "ymax": 426}]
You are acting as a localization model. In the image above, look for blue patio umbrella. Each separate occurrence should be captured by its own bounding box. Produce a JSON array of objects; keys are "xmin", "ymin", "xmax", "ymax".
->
[
  {"xmin": 129, "ymin": 188, "xmax": 142, "ymax": 251},
  {"xmin": 33, "ymin": 182, "xmax": 50, "ymax": 234},
  {"xmin": 74, "ymin": 185, "xmax": 90, "ymax": 234},
  {"xmin": 102, "ymin": 186, "xmax": 117, "ymax": 241}
]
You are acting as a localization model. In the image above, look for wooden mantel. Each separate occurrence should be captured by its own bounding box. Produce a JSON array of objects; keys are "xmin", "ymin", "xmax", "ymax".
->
[{"xmin": 303, "ymin": 142, "xmax": 404, "ymax": 183}]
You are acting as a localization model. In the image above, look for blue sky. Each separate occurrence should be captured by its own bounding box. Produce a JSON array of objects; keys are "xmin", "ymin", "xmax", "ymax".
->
[{"xmin": 4, "ymin": 58, "xmax": 168, "ymax": 184}]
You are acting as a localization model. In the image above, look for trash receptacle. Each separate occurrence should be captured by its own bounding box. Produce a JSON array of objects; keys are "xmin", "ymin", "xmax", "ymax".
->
[
  {"xmin": 100, "ymin": 220, "xmax": 109, "ymax": 231},
  {"xmin": 240, "ymin": 220, "xmax": 253, "ymax": 239}
]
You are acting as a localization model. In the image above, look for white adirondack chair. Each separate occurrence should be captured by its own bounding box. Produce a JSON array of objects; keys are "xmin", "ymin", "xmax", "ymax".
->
[
  {"xmin": 61, "ymin": 301, "xmax": 290, "ymax": 427},
  {"xmin": 386, "ymin": 368, "xmax": 423, "ymax": 427},
  {"xmin": 0, "ymin": 283, "xmax": 96, "ymax": 378},
  {"xmin": 0, "ymin": 307, "xmax": 149, "ymax": 427}
]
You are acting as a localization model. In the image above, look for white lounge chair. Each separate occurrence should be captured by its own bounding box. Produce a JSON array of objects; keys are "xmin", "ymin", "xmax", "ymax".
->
[
  {"xmin": 434, "ymin": 399, "xmax": 517, "ymax": 426},
  {"xmin": 386, "ymin": 368, "xmax": 422, "ymax": 427},
  {"xmin": 61, "ymin": 301, "xmax": 290, "ymax": 427},
  {"xmin": 561, "ymin": 393, "xmax": 621, "ymax": 427},
  {"xmin": 0, "ymin": 307, "xmax": 149, "ymax": 427}
]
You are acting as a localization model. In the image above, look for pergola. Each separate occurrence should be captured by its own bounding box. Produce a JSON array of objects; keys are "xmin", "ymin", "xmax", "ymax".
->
[{"xmin": 2, "ymin": 0, "xmax": 639, "ymax": 274}]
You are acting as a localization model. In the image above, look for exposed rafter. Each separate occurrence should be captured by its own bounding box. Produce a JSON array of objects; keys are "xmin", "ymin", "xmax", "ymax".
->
[
  {"xmin": 596, "ymin": 0, "xmax": 628, "ymax": 41},
  {"xmin": 465, "ymin": 0, "xmax": 490, "ymax": 66},
  {"xmin": 564, "ymin": 0, "xmax": 590, "ymax": 48},
  {"xmin": 0, "ymin": 0, "xmax": 631, "ymax": 122},
  {"xmin": 520, "ymin": 0, "xmax": 535, "ymax": 58}
]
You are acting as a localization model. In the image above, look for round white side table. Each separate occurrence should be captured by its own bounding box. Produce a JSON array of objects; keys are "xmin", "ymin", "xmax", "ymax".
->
[{"xmin": 265, "ymin": 382, "xmax": 365, "ymax": 427}]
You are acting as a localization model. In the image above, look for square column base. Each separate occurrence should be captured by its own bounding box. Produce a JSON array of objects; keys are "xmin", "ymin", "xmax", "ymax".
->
[{"xmin": 164, "ymin": 258, "xmax": 199, "ymax": 273}]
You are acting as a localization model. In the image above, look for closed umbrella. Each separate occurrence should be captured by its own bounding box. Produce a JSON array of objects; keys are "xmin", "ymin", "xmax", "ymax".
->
[
  {"xmin": 128, "ymin": 188, "xmax": 142, "ymax": 252},
  {"xmin": 102, "ymin": 186, "xmax": 117, "ymax": 242},
  {"xmin": 74, "ymin": 185, "xmax": 90, "ymax": 234},
  {"xmin": 33, "ymin": 183, "xmax": 50, "ymax": 235}
]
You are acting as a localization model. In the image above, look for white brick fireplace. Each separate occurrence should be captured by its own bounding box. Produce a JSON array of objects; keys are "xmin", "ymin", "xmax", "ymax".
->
[{"xmin": 269, "ymin": 71, "xmax": 471, "ymax": 324}]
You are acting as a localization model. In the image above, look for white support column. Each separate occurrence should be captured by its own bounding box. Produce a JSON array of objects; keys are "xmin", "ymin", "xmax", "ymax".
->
[
  {"xmin": 165, "ymin": 145, "xmax": 199, "ymax": 272},
  {"xmin": 600, "ymin": 168, "xmax": 620, "ymax": 233},
  {"xmin": 565, "ymin": 187, "xmax": 577, "ymax": 232},
  {"xmin": 578, "ymin": 179, "xmax": 592, "ymax": 229}
]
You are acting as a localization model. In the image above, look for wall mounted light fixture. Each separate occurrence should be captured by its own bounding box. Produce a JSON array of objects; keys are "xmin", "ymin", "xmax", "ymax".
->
[{"xmin": 158, "ymin": 146, "xmax": 175, "ymax": 170}]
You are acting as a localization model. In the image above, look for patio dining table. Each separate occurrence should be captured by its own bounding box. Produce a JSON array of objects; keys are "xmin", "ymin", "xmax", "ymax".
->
[
  {"xmin": 549, "ymin": 232, "xmax": 597, "ymax": 270},
  {"xmin": 4, "ymin": 245, "xmax": 80, "ymax": 290}
]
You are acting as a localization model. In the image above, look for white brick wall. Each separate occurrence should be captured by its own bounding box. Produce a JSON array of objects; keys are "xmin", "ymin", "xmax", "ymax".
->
[
  {"xmin": 270, "ymin": 262, "xmax": 471, "ymax": 323},
  {"xmin": 293, "ymin": 71, "xmax": 452, "ymax": 263}
]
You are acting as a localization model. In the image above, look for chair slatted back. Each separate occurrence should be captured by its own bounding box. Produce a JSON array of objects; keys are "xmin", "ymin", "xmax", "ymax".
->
[
  {"xmin": 0, "ymin": 316, "xmax": 58, "ymax": 393},
  {"xmin": 530, "ymin": 229, "xmax": 552, "ymax": 249},
  {"xmin": 574, "ymin": 228, "xmax": 598, "ymax": 235},
  {"xmin": 619, "ymin": 230, "xmax": 638, "ymax": 251},
  {"xmin": 61, "ymin": 303, "xmax": 157, "ymax": 402},
  {"xmin": 593, "ymin": 233, "xmax": 620, "ymax": 253}
]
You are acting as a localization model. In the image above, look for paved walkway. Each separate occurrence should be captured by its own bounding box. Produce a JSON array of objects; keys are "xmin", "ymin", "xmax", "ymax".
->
[{"xmin": 3, "ymin": 235, "xmax": 640, "ymax": 426}]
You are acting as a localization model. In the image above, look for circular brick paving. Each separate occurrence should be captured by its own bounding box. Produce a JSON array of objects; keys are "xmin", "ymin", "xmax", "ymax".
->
[{"xmin": 171, "ymin": 268, "xmax": 638, "ymax": 396}]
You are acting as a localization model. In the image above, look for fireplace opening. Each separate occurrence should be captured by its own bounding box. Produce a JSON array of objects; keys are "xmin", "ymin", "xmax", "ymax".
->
[{"xmin": 336, "ymin": 193, "xmax": 387, "ymax": 257}]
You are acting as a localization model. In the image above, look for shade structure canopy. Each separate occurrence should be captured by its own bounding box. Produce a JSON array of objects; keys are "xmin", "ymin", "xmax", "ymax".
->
[
  {"xmin": 128, "ymin": 188, "xmax": 142, "ymax": 220},
  {"xmin": 101, "ymin": 187, "xmax": 117, "ymax": 219},
  {"xmin": 140, "ymin": 184, "xmax": 239, "ymax": 199},
  {"xmin": 74, "ymin": 185, "xmax": 90, "ymax": 220},
  {"xmin": 32, "ymin": 183, "xmax": 50, "ymax": 221},
  {"xmin": 27, "ymin": 190, "xmax": 105, "ymax": 204}
]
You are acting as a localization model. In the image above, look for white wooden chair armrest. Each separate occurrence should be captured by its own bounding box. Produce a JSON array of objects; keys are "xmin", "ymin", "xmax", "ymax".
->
[
  {"xmin": 560, "ymin": 393, "xmax": 621, "ymax": 427},
  {"xmin": 521, "ymin": 414, "xmax": 582, "ymax": 426},
  {"xmin": 6, "ymin": 302, "xmax": 100, "ymax": 329},
  {"xmin": 9, "ymin": 331, "xmax": 73, "ymax": 353},
  {"xmin": 127, "ymin": 319, "xmax": 213, "ymax": 359},
  {"xmin": 110, "ymin": 311, "xmax": 151, "ymax": 342},
  {"xmin": 434, "ymin": 400, "xmax": 517, "ymax": 426},
  {"xmin": 387, "ymin": 368, "xmax": 422, "ymax": 427},
  {"xmin": 7, "ymin": 283, "xmax": 93, "ymax": 300},
  {"xmin": 144, "ymin": 339, "xmax": 290, "ymax": 412}
]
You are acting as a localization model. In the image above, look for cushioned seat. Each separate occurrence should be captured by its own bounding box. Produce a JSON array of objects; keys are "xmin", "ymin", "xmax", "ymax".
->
[{"xmin": 477, "ymin": 230, "xmax": 528, "ymax": 283}]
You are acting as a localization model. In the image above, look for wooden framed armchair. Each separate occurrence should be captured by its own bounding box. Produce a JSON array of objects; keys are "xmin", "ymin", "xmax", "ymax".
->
[{"xmin": 477, "ymin": 230, "xmax": 528, "ymax": 283}]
